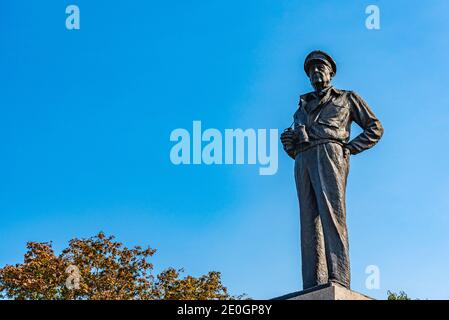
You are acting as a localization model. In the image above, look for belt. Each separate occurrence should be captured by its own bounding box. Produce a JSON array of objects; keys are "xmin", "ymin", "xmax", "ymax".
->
[{"xmin": 296, "ymin": 138, "xmax": 345, "ymax": 153}]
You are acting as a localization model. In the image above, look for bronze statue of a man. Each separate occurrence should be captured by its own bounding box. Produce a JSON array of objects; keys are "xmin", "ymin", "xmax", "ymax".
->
[{"xmin": 281, "ymin": 50, "xmax": 384, "ymax": 289}]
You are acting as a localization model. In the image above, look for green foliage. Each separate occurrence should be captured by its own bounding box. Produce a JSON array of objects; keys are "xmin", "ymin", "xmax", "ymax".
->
[{"xmin": 387, "ymin": 290, "xmax": 412, "ymax": 300}]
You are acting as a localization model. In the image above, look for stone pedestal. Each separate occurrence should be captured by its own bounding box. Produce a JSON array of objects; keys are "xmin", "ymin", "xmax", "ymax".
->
[{"xmin": 273, "ymin": 282, "xmax": 374, "ymax": 300}]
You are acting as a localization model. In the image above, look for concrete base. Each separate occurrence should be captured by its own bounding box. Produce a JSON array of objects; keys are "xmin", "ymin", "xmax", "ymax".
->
[{"xmin": 273, "ymin": 282, "xmax": 374, "ymax": 300}]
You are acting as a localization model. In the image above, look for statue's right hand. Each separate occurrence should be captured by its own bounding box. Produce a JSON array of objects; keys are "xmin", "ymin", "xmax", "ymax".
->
[
  {"xmin": 280, "ymin": 129, "xmax": 298, "ymax": 160},
  {"xmin": 280, "ymin": 128, "xmax": 298, "ymax": 145}
]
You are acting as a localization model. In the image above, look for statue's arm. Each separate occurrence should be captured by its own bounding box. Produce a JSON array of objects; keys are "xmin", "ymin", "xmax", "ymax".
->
[
  {"xmin": 281, "ymin": 125, "xmax": 298, "ymax": 160},
  {"xmin": 280, "ymin": 104, "xmax": 301, "ymax": 160},
  {"xmin": 346, "ymin": 91, "xmax": 384, "ymax": 155}
]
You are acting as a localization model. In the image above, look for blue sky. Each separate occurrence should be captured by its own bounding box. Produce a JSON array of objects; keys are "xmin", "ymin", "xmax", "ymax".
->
[{"xmin": 1, "ymin": 0, "xmax": 449, "ymax": 300}]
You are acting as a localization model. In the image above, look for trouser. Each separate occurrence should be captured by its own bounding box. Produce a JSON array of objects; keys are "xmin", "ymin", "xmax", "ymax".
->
[{"xmin": 294, "ymin": 142, "xmax": 350, "ymax": 289}]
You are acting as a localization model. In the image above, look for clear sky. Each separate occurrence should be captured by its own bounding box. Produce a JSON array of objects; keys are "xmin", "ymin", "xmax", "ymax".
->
[{"xmin": 1, "ymin": 0, "xmax": 449, "ymax": 300}]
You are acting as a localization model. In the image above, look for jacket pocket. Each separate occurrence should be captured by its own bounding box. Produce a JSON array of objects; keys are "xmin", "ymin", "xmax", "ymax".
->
[{"xmin": 316, "ymin": 101, "xmax": 349, "ymax": 128}]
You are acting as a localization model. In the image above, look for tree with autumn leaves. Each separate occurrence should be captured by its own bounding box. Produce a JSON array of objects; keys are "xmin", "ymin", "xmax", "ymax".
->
[{"xmin": 0, "ymin": 232, "xmax": 244, "ymax": 300}]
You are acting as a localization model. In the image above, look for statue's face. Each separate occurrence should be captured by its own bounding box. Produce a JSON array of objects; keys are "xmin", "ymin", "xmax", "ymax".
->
[{"xmin": 308, "ymin": 62, "xmax": 332, "ymax": 91}]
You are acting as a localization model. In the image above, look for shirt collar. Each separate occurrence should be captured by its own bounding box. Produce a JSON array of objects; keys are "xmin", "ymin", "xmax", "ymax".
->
[{"xmin": 311, "ymin": 85, "xmax": 334, "ymax": 99}]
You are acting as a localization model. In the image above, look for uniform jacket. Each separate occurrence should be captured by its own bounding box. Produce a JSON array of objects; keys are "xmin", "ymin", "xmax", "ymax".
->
[{"xmin": 293, "ymin": 86, "xmax": 384, "ymax": 155}]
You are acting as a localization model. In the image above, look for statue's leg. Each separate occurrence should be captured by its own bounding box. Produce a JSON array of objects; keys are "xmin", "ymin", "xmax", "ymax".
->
[
  {"xmin": 308, "ymin": 143, "xmax": 350, "ymax": 288},
  {"xmin": 295, "ymin": 150, "xmax": 328, "ymax": 289}
]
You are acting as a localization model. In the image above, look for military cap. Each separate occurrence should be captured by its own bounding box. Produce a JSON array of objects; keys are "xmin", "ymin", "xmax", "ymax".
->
[{"xmin": 304, "ymin": 50, "xmax": 337, "ymax": 77}]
